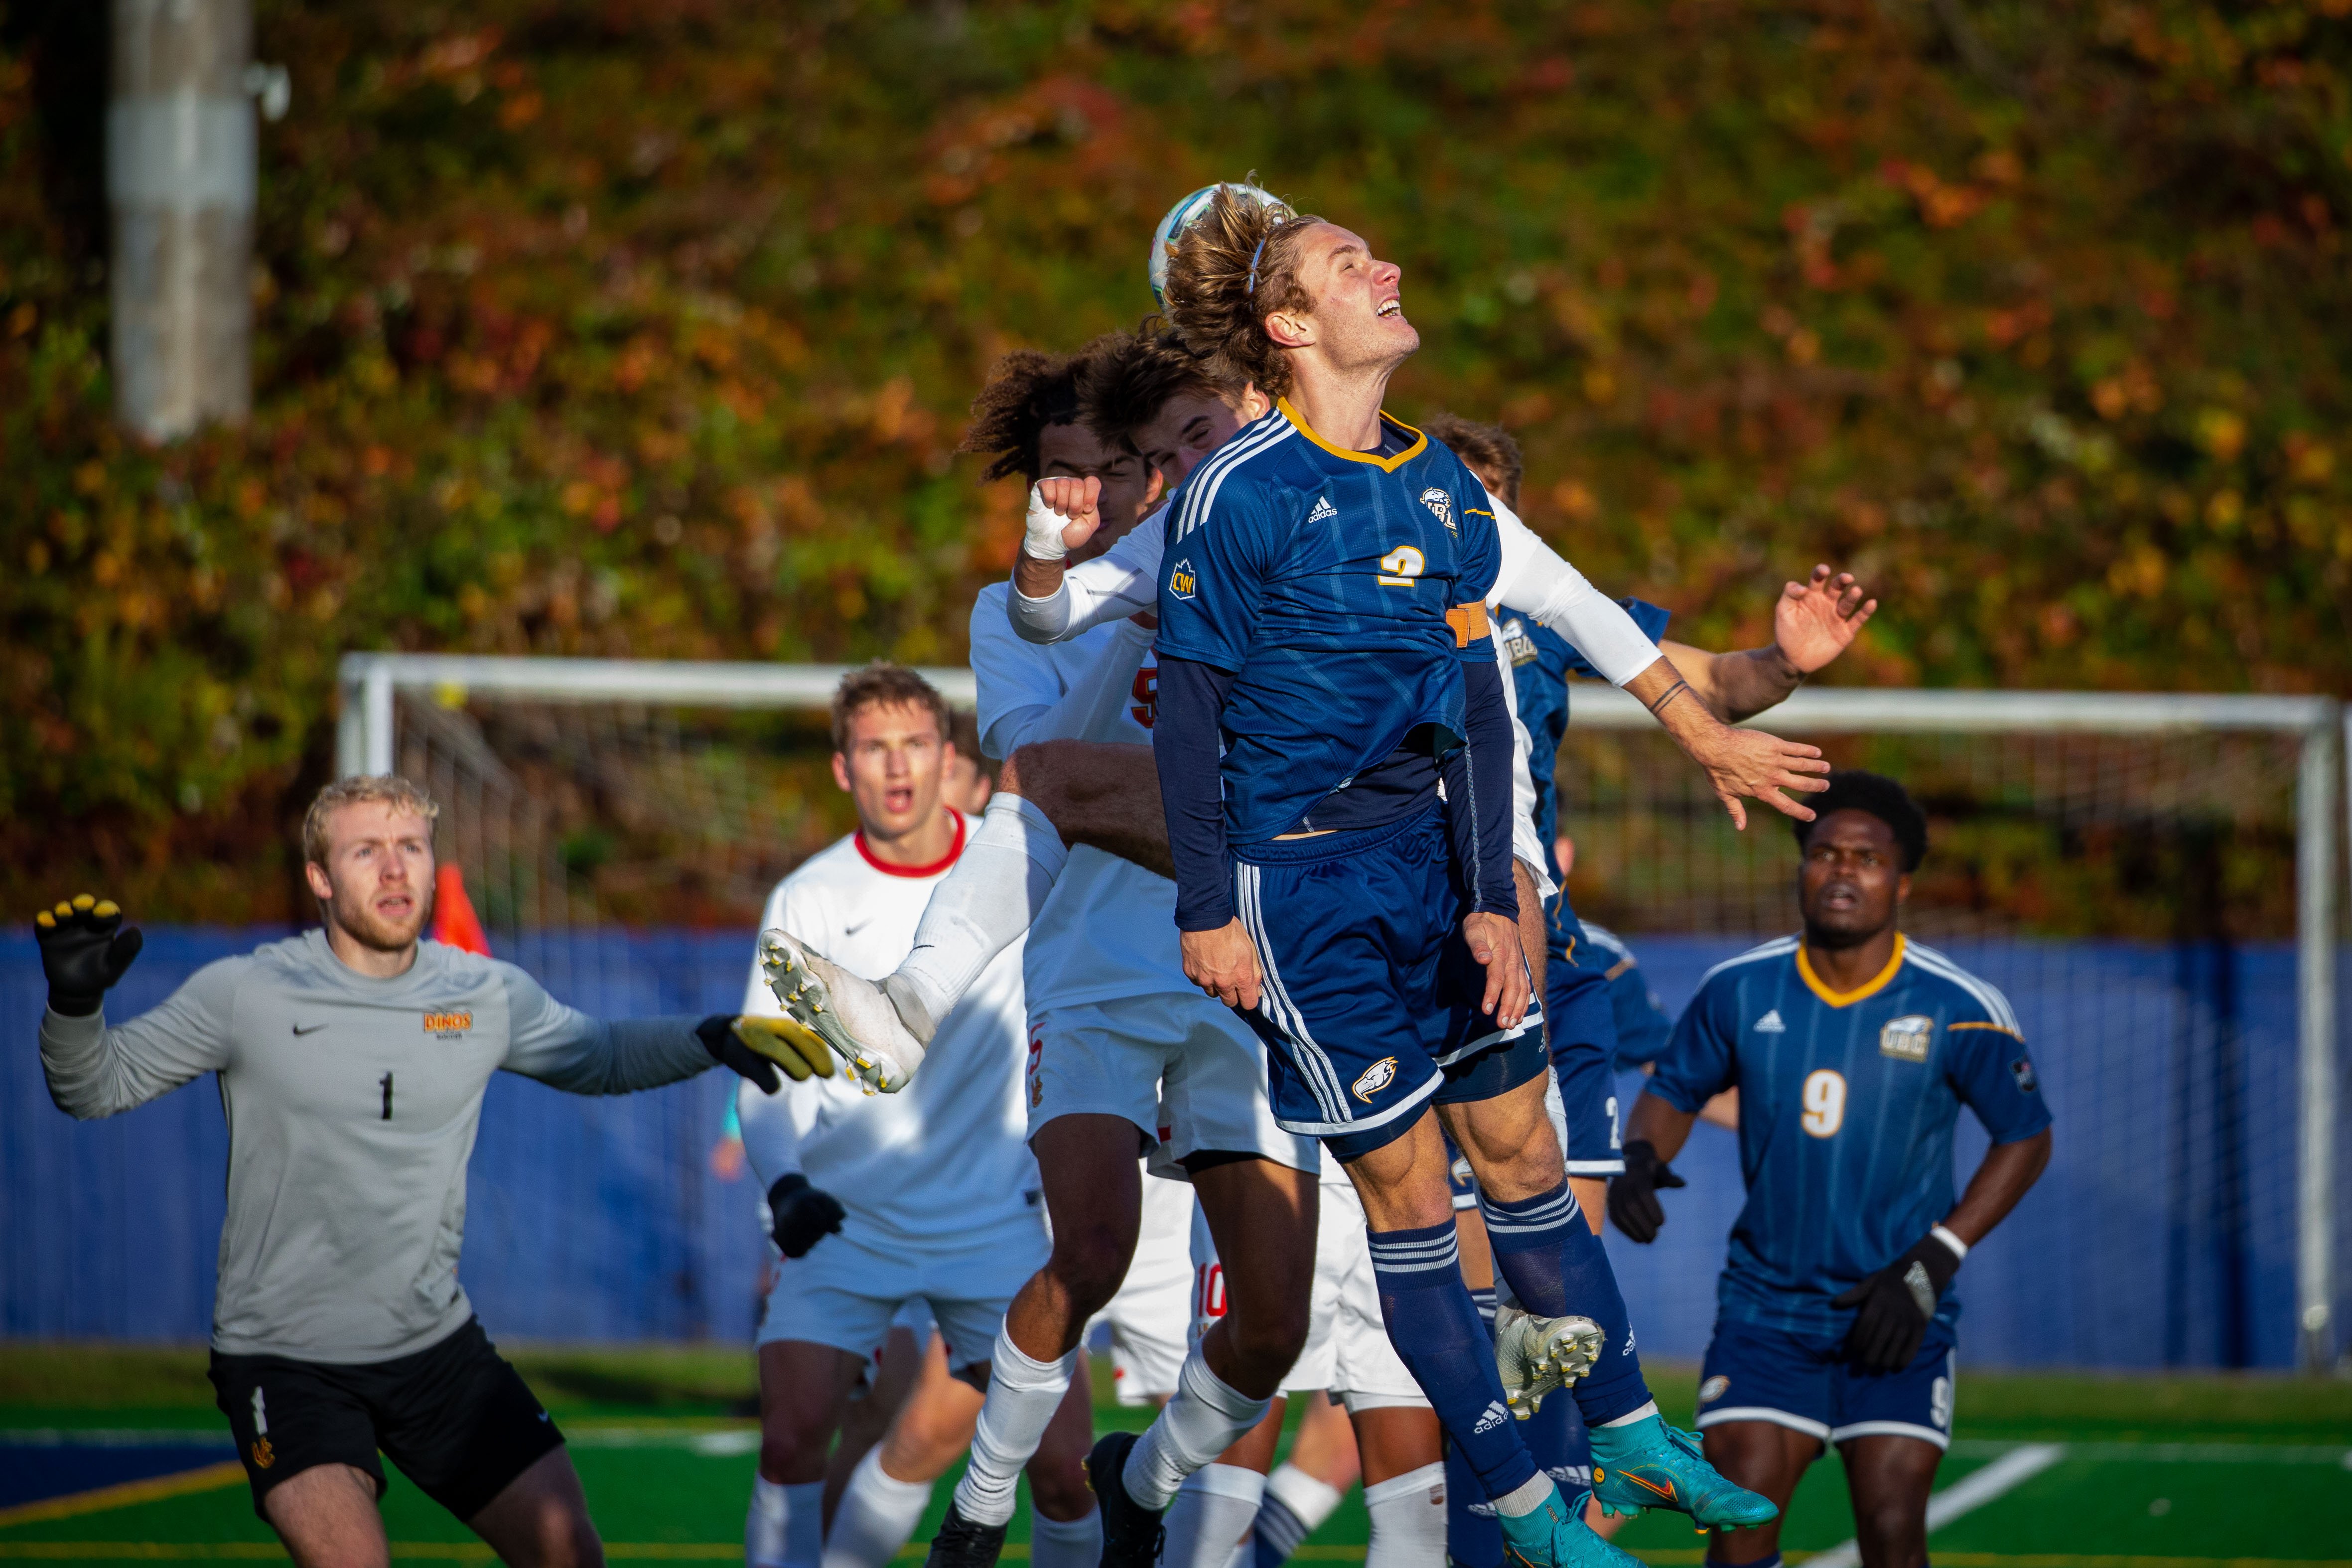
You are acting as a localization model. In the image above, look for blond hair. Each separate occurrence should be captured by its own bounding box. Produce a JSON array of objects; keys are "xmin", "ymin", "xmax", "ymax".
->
[
  {"xmin": 303, "ymin": 775, "xmax": 440, "ymax": 866},
  {"xmin": 1162, "ymin": 182, "xmax": 1321, "ymax": 400}
]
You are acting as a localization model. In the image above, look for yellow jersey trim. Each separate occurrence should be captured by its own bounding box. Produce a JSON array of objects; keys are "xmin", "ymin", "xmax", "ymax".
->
[
  {"xmin": 1795, "ymin": 935, "xmax": 1907, "ymax": 1009},
  {"xmin": 1947, "ymin": 1020, "xmax": 2024, "ymax": 1039},
  {"xmin": 1277, "ymin": 398, "xmax": 1429, "ymax": 472}
]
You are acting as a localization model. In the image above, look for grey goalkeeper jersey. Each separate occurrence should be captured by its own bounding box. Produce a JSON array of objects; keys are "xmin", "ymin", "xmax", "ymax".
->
[{"xmin": 38, "ymin": 930, "xmax": 714, "ymax": 1363}]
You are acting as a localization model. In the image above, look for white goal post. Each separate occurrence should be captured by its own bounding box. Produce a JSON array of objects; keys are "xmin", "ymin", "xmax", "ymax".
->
[{"xmin": 336, "ymin": 651, "xmax": 2344, "ymax": 1372}]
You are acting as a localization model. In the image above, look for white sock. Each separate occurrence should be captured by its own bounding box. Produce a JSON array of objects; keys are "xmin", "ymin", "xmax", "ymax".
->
[
  {"xmin": 746, "ymin": 1477, "xmax": 824, "ymax": 1568},
  {"xmin": 1492, "ymin": 1472, "xmax": 1555, "ymax": 1518},
  {"xmin": 1027, "ymin": 1506, "xmax": 1103, "ymax": 1568},
  {"xmin": 950, "ymin": 1327, "xmax": 1077, "ymax": 1527},
  {"xmin": 1599, "ymin": 1400, "xmax": 1660, "ymax": 1426},
  {"xmin": 890, "ymin": 794, "xmax": 1067, "ymax": 1038},
  {"xmin": 1122, "ymin": 1348, "xmax": 1271, "ymax": 1512},
  {"xmin": 818, "ymin": 1448, "xmax": 931, "ymax": 1568},
  {"xmin": 1161, "ymin": 1464, "xmax": 1266, "ymax": 1568},
  {"xmin": 1255, "ymin": 1463, "xmax": 1343, "ymax": 1561},
  {"xmin": 1362, "ymin": 1463, "xmax": 1448, "ymax": 1568}
]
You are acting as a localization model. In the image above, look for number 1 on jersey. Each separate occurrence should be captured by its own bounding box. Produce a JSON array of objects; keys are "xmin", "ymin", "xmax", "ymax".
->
[{"xmin": 1800, "ymin": 1069, "xmax": 1845, "ymax": 1138}]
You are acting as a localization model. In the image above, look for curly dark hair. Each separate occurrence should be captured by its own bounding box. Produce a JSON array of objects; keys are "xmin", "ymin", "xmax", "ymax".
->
[
  {"xmin": 1794, "ymin": 769, "xmax": 1929, "ymax": 872},
  {"xmin": 959, "ymin": 349, "xmax": 1085, "ymax": 484},
  {"xmin": 1161, "ymin": 182, "xmax": 1321, "ymax": 400},
  {"xmin": 1420, "ymin": 413, "xmax": 1524, "ymax": 511},
  {"xmin": 1078, "ymin": 321, "xmax": 1247, "ymax": 450}
]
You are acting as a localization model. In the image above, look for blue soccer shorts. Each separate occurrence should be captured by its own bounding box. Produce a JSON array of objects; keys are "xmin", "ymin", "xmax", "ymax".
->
[
  {"xmin": 1544, "ymin": 905, "xmax": 1625, "ymax": 1178},
  {"xmin": 1231, "ymin": 806, "xmax": 1544, "ymax": 1160},
  {"xmin": 1694, "ymin": 1315, "xmax": 1958, "ymax": 1451}
]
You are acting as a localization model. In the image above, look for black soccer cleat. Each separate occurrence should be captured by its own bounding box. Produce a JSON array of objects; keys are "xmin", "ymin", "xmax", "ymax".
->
[
  {"xmin": 1086, "ymin": 1430, "xmax": 1167, "ymax": 1568},
  {"xmin": 921, "ymin": 1502, "xmax": 1008, "ymax": 1568}
]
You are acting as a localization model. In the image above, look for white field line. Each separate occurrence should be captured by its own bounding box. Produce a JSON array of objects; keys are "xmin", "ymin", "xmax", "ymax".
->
[{"xmin": 1801, "ymin": 1443, "xmax": 2066, "ymax": 1568}]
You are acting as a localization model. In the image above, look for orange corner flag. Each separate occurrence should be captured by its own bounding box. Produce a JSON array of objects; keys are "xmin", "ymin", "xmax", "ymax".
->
[{"xmin": 432, "ymin": 863, "xmax": 491, "ymax": 956}]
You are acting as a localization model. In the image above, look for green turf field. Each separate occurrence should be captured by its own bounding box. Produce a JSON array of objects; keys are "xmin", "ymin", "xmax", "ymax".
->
[{"xmin": 5, "ymin": 1345, "xmax": 2348, "ymax": 1565}]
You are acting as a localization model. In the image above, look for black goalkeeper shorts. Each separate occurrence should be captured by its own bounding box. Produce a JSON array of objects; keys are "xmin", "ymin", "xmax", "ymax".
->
[{"xmin": 209, "ymin": 1317, "xmax": 564, "ymax": 1521}]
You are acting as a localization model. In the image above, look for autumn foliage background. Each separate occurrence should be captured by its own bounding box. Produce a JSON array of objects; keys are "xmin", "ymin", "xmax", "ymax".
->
[{"xmin": 3, "ymin": 0, "xmax": 2350, "ymax": 919}]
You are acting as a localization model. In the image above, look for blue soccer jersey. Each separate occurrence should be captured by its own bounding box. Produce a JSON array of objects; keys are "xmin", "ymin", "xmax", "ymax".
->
[
  {"xmin": 1154, "ymin": 401, "xmax": 1502, "ymax": 846},
  {"xmin": 1648, "ymin": 935, "xmax": 2052, "ymax": 1337},
  {"xmin": 1574, "ymin": 920, "xmax": 1672, "ymax": 1068}
]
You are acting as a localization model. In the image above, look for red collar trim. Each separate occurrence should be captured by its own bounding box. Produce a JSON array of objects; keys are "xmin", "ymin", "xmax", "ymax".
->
[{"xmin": 855, "ymin": 809, "xmax": 966, "ymax": 878}]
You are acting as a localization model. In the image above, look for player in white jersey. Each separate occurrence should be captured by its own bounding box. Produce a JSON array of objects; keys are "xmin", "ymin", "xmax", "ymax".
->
[{"xmin": 735, "ymin": 667, "xmax": 1098, "ymax": 1568}]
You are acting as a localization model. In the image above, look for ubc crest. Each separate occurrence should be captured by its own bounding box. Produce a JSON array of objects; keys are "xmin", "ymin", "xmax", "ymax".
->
[
  {"xmin": 1353, "ymin": 1056, "xmax": 1398, "ymax": 1102},
  {"xmin": 1418, "ymin": 487, "xmax": 1456, "ymax": 532},
  {"xmin": 1879, "ymin": 1014, "xmax": 1935, "ymax": 1062}
]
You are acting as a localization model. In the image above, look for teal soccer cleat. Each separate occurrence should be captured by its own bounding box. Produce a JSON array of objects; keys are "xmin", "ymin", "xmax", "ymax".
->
[
  {"xmin": 1588, "ymin": 1415, "xmax": 1779, "ymax": 1528},
  {"xmin": 1495, "ymin": 1484, "xmax": 1646, "ymax": 1568}
]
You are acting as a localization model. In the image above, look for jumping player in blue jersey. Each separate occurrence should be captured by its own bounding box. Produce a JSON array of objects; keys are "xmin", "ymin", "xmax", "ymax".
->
[
  {"xmin": 1612, "ymin": 771, "xmax": 2053, "ymax": 1568},
  {"xmin": 1141, "ymin": 184, "xmax": 1832, "ymax": 1568}
]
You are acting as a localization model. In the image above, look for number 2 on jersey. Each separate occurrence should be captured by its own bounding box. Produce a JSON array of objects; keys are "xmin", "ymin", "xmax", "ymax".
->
[
  {"xmin": 1800, "ymin": 1069, "xmax": 1845, "ymax": 1138},
  {"xmin": 1377, "ymin": 546, "xmax": 1425, "ymax": 586}
]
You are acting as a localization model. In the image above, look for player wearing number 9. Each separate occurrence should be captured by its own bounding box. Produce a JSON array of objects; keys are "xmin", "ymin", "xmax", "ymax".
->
[{"xmin": 1610, "ymin": 770, "xmax": 2052, "ymax": 1568}]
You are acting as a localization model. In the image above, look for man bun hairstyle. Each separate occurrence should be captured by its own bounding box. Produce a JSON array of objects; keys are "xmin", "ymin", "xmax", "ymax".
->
[
  {"xmin": 1161, "ymin": 181, "xmax": 1320, "ymax": 401},
  {"xmin": 960, "ymin": 349, "xmax": 1084, "ymax": 484},
  {"xmin": 1079, "ymin": 320, "xmax": 1249, "ymax": 451},
  {"xmin": 831, "ymin": 662, "xmax": 953, "ymax": 754},
  {"xmin": 1420, "ymin": 413, "xmax": 1524, "ymax": 511},
  {"xmin": 1794, "ymin": 769, "xmax": 1929, "ymax": 872},
  {"xmin": 303, "ymin": 776, "xmax": 440, "ymax": 867}
]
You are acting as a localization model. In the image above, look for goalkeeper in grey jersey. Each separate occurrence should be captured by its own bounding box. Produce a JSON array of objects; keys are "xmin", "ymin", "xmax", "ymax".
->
[{"xmin": 33, "ymin": 775, "xmax": 816, "ymax": 1568}]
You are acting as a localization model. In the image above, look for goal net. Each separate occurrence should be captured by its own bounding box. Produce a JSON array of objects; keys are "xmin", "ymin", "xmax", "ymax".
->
[{"xmin": 338, "ymin": 654, "xmax": 2345, "ymax": 1371}]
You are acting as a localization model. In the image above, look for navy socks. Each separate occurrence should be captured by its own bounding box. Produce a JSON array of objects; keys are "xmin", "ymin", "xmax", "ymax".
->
[
  {"xmin": 1366, "ymin": 1220, "xmax": 1538, "ymax": 1501},
  {"xmin": 1481, "ymin": 1181, "xmax": 1653, "ymax": 1426}
]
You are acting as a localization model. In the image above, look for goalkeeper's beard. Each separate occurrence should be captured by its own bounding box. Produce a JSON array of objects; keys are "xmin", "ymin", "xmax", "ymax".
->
[{"xmin": 324, "ymin": 880, "xmax": 434, "ymax": 954}]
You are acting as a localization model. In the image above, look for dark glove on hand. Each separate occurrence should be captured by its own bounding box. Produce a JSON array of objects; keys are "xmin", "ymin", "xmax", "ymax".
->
[
  {"xmin": 35, "ymin": 896, "xmax": 143, "ymax": 1017},
  {"xmin": 1831, "ymin": 1231, "xmax": 1963, "ymax": 1373},
  {"xmin": 1606, "ymin": 1139, "xmax": 1685, "ymax": 1244},
  {"xmin": 766, "ymin": 1173, "xmax": 846, "ymax": 1259},
  {"xmin": 696, "ymin": 1013, "xmax": 781, "ymax": 1095}
]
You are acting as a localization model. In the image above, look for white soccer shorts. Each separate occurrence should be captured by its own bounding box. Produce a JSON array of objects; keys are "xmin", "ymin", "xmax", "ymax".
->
[
  {"xmin": 1086, "ymin": 1172, "xmax": 1196, "ymax": 1407},
  {"xmin": 1189, "ymin": 1178, "xmax": 1425, "ymax": 1409},
  {"xmin": 1025, "ymin": 994, "xmax": 1318, "ymax": 1173},
  {"xmin": 756, "ymin": 1227, "xmax": 1044, "ymax": 1373}
]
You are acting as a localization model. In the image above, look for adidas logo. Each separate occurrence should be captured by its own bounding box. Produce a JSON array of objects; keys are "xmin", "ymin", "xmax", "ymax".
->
[
  {"xmin": 1754, "ymin": 1009, "xmax": 1786, "ymax": 1033},
  {"xmin": 1307, "ymin": 496, "xmax": 1338, "ymax": 522},
  {"xmin": 1473, "ymin": 1400, "xmax": 1508, "ymax": 1434}
]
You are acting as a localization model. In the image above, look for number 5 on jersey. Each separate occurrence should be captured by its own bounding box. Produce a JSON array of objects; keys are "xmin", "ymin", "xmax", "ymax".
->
[{"xmin": 1801, "ymin": 1068, "xmax": 1845, "ymax": 1138}]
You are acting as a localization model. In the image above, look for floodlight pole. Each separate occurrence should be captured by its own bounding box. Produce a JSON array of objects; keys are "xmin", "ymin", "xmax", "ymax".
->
[{"xmin": 110, "ymin": 0, "xmax": 255, "ymax": 440}]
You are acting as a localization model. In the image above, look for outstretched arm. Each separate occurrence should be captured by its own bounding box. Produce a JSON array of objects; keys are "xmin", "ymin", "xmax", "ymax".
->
[
  {"xmin": 1661, "ymin": 567, "xmax": 1878, "ymax": 723},
  {"xmin": 1488, "ymin": 504, "xmax": 1830, "ymax": 828}
]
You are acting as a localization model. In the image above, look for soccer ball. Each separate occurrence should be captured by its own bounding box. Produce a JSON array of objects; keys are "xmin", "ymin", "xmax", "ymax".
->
[{"xmin": 1147, "ymin": 182, "xmax": 1287, "ymax": 310}]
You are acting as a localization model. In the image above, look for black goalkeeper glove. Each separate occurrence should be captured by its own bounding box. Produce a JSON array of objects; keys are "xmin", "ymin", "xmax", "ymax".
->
[
  {"xmin": 766, "ymin": 1173, "xmax": 846, "ymax": 1259},
  {"xmin": 1831, "ymin": 1231, "xmax": 1963, "ymax": 1373},
  {"xmin": 1606, "ymin": 1139, "xmax": 1685, "ymax": 1243},
  {"xmin": 35, "ymin": 895, "xmax": 143, "ymax": 1017},
  {"xmin": 696, "ymin": 1013, "xmax": 781, "ymax": 1095}
]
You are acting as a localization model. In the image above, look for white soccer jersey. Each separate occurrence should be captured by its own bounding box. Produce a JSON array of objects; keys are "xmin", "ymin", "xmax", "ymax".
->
[
  {"xmin": 735, "ymin": 814, "xmax": 1043, "ymax": 1257},
  {"xmin": 968, "ymin": 582, "xmax": 1183, "ymax": 1013}
]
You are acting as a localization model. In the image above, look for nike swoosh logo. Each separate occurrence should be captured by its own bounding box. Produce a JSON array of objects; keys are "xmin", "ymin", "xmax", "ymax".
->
[
  {"xmin": 291, "ymin": 1023, "xmax": 329, "ymax": 1036},
  {"xmin": 841, "ymin": 918, "xmax": 875, "ymax": 938},
  {"xmin": 1625, "ymin": 1472, "xmax": 1677, "ymax": 1502}
]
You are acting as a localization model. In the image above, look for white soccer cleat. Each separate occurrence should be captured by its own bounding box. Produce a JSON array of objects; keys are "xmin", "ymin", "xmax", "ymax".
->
[
  {"xmin": 757, "ymin": 929, "xmax": 927, "ymax": 1093},
  {"xmin": 1495, "ymin": 1302, "xmax": 1604, "ymax": 1420}
]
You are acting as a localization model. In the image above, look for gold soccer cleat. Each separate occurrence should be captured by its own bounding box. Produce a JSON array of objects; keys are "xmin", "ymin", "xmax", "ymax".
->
[
  {"xmin": 757, "ymin": 929, "xmax": 927, "ymax": 1093},
  {"xmin": 1495, "ymin": 1302, "xmax": 1604, "ymax": 1420}
]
